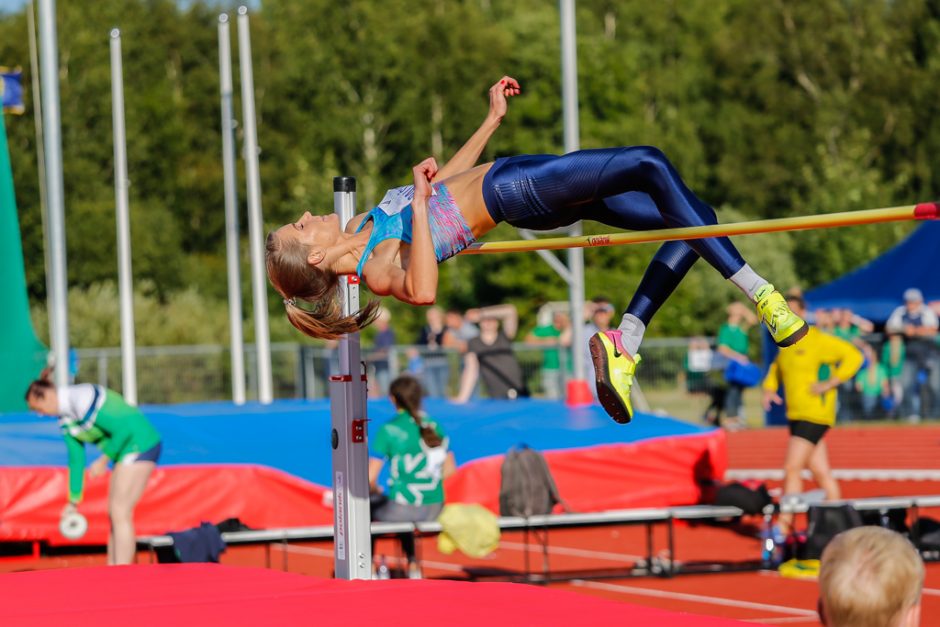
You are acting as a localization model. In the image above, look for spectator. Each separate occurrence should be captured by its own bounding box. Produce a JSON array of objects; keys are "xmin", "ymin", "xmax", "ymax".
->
[
  {"xmin": 815, "ymin": 308, "xmax": 835, "ymax": 334},
  {"xmin": 443, "ymin": 308, "xmax": 480, "ymax": 401},
  {"xmin": 583, "ymin": 296, "xmax": 616, "ymax": 396},
  {"xmin": 882, "ymin": 333, "xmax": 907, "ymax": 416},
  {"xmin": 526, "ymin": 307, "xmax": 572, "ymax": 399},
  {"xmin": 713, "ymin": 301, "xmax": 758, "ymax": 429},
  {"xmin": 832, "ymin": 308, "xmax": 874, "ymax": 345},
  {"xmin": 856, "ymin": 343, "xmax": 891, "ymax": 420},
  {"xmin": 886, "ymin": 288, "xmax": 939, "ymax": 422},
  {"xmin": 369, "ymin": 375, "xmax": 456, "ymax": 579},
  {"xmin": 829, "ymin": 309, "xmax": 867, "ymax": 422},
  {"xmin": 685, "ymin": 336, "xmax": 713, "ymax": 395},
  {"xmin": 366, "ymin": 307, "xmax": 396, "ymax": 398},
  {"xmin": 762, "ymin": 294, "xmax": 863, "ymax": 534},
  {"xmin": 818, "ymin": 526, "xmax": 924, "ymax": 627},
  {"xmin": 442, "ymin": 308, "xmax": 479, "ymax": 353},
  {"xmin": 454, "ymin": 304, "xmax": 528, "ymax": 402},
  {"xmin": 416, "ymin": 306, "xmax": 450, "ymax": 398}
]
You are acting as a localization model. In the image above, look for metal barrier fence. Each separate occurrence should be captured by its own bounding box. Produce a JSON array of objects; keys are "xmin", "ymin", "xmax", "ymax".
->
[
  {"xmin": 73, "ymin": 337, "xmax": 701, "ymax": 405},
  {"xmin": 68, "ymin": 333, "xmax": 940, "ymax": 424}
]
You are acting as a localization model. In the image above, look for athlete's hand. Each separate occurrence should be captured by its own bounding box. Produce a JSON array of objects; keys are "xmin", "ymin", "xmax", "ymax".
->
[
  {"xmin": 61, "ymin": 502, "xmax": 78, "ymax": 517},
  {"xmin": 762, "ymin": 389, "xmax": 783, "ymax": 411},
  {"xmin": 412, "ymin": 157, "xmax": 438, "ymax": 207},
  {"xmin": 810, "ymin": 379, "xmax": 840, "ymax": 395},
  {"xmin": 488, "ymin": 76, "xmax": 521, "ymax": 122},
  {"xmin": 89, "ymin": 456, "xmax": 110, "ymax": 478}
]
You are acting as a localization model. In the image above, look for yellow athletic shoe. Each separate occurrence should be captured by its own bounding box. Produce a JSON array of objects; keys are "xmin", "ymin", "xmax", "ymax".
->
[
  {"xmin": 589, "ymin": 330, "xmax": 641, "ymax": 424},
  {"xmin": 755, "ymin": 284, "xmax": 808, "ymax": 347}
]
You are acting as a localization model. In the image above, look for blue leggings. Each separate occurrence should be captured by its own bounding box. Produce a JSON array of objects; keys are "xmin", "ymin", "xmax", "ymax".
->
[{"xmin": 481, "ymin": 147, "xmax": 746, "ymax": 324}]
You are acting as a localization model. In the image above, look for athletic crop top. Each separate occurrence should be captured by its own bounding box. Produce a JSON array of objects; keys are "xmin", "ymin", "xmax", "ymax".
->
[{"xmin": 354, "ymin": 183, "xmax": 476, "ymax": 278}]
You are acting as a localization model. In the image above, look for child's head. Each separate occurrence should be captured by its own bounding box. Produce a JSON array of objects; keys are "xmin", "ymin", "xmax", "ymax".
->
[
  {"xmin": 389, "ymin": 375, "xmax": 424, "ymax": 416},
  {"xmin": 389, "ymin": 375, "xmax": 442, "ymax": 448},
  {"xmin": 24, "ymin": 378, "xmax": 58, "ymax": 415},
  {"xmin": 819, "ymin": 526, "xmax": 924, "ymax": 627}
]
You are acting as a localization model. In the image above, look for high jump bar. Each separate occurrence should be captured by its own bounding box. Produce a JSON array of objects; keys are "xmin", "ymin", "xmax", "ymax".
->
[{"xmin": 460, "ymin": 202, "xmax": 939, "ymax": 255}]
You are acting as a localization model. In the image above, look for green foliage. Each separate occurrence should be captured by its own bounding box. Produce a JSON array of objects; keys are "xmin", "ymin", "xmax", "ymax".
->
[{"xmin": 2, "ymin": 0, "xmax": 938, "ymax": 346}]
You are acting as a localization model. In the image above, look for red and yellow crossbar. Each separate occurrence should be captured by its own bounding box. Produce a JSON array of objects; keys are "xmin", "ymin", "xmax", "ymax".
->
[{"xmin": 460, "ymin": 202, "xmax": 939, "ymax": 255}]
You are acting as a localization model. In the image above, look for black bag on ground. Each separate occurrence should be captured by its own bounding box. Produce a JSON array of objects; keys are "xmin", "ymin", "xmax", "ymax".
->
[
  {"xmin": 859, "ymin": 508, "xmax": 909, "ymax": 534},
  {"xmin": 804, "ymin": 504, "xmax": 863, "ymax": 560},
  {"xmin": 912, "ymin": 517, "xmax": 940, "ymax": 551},
  {"xmin": 713, "ymin": 482, "xmax": 772, "ymax": 515},
  {"xmin": 499, "ymin": 445, "xmax": 563, "ymax": 517}
]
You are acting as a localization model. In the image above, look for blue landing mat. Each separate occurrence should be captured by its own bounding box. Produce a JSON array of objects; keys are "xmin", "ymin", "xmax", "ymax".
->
[{"xmin": 0, "ymin": 399, "xmax": 711, "ymax": 486}]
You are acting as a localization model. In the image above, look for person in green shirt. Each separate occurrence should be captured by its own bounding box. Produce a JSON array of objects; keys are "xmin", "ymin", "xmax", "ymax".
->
[
  {"xmin": 369, "ymin": 375, "xmax": 455, "ymax": 578},
  {"xmin": 526, "ymin": 309, "xmax": 572, "ymax": 400},
  {"xmin": 856, "ymin": 344, "xmax": 891, "ymax": 420},
  {"xmin": 25, "ymin": 372, "xmax": 162, "ymax": 565},
  {"xmin": 882, "ymin": 333, "xmax": 906, "ymax": 415},
  {"xmin": 712, "ymin": 301, "xmax": 757, "ymax": 429}
]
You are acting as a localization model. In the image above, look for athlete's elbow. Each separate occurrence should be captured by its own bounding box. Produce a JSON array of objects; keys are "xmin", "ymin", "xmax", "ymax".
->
[{"xmin": 410, "ymin": 291, "xmax": 437, "ymax": 306}]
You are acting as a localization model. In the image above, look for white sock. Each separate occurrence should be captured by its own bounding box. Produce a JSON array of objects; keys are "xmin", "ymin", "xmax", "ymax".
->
[
  {"xmin": 729, "ymin": 264, "xmax": 769, "ymax": 302},
  {"xmin": 617, "ymin": 314, "xmax": 646, "ymax": 356}
]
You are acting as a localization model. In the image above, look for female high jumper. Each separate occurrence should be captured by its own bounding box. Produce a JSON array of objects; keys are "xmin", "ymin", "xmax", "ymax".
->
[{"xmin": 266, "ymin": 76, "xmax": 807, "ymax": 424}]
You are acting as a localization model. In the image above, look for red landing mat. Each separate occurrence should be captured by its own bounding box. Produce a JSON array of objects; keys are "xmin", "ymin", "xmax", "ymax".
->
[
  {"xmin": 0, "ymin": 564, "xmax": 745, "ymax": 626},
  {"xmin": 0, "ymin": 465, "xmax": 332, "ymax": 545}
]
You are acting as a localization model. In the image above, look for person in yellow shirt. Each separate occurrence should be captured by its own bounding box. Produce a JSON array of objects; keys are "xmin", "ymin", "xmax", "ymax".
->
[{"xmin": 762, "ymin": 294, "xmax": 864, "ymax": 531}]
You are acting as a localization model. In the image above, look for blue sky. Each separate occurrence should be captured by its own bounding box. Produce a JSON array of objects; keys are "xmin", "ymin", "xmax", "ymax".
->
[{"xmin": 0, "ymin": 0, "xmax": 27, "ymax": 13}]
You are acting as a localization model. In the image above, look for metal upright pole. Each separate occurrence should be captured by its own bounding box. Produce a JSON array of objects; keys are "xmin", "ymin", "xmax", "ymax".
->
[
  {"xmin": 37, "ymin": 0, "xmax": 69, "ymax": 389},
  {"xmin": 27, "ymin": 1, "xmax": 53, "ymax": 344},
  {"xmin": 109, "ymin": 29, "xmax": 137, "ymax": 404},
  {"xmin": 329, "ymin": 176, "xmax": 371, "ymax": 580},
  {"xmin": 560, "ymin": 0, "xmax": 587, "ymax": 396},
  {"xmin": 236, "ymin": 6, "xmax": 273, "ymax": 404},
  {"xmin": 218, "ymin": 14, "xmax": 246, "ymax": 405}
]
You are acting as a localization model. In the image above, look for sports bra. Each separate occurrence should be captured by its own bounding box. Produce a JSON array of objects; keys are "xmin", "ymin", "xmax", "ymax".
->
[{"xmin": 354, "ymin": 183, "xmax": 476, "ymax": 278}]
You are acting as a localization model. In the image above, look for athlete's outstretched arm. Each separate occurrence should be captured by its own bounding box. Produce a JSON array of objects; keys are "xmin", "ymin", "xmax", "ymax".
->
[
  {"xmin": 434, "ymin": 76, "xmax": 520, "ymax": 181},
  {"xmin": 365, "ymin": 159, "xmax": 440, "ymax": 305}
]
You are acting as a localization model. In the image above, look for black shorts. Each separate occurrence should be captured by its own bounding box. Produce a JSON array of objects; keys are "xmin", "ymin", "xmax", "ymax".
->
[{"xmin": 789, "ymin": 420, "xmax": 829, "ymax": 445}]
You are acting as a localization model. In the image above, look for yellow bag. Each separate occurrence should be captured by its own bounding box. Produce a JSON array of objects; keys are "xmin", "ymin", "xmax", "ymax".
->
[
  {"xmin": 437, "ymin": 504, "xmax": 500, "ymax": 558},
  {"xmin": 778, "ymin": 558, "xmax": 820, "ymax": 579}
]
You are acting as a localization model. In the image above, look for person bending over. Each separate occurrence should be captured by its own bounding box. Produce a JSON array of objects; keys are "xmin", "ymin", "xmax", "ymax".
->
[
  {"xmin": 266, "ymin": 76, "xmax": 807, "ymax": 424},
  {"xmin": 25, "ymin": 371, "xmax": 162, "ymax": 565},
  {"xmin": 818, "ymin": 526, "xmax": 924, "ymax": 627}
]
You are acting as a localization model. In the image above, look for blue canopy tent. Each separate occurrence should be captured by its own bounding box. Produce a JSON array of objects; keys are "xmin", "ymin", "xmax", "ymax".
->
[{"xmin": 804, "ymin": 220, "xmax": 940, "ymax": 323}]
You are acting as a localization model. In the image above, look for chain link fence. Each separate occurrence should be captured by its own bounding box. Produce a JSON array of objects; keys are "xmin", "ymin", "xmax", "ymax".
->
[{"xmin": 73, "ymin": 337, "xmax": 701, "ymax": 406}]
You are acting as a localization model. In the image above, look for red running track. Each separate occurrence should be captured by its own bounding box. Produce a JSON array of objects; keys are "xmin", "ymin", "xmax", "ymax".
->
[{"xmin": 726, "ymin": 425, "xmax": 940, "ymax": 470}]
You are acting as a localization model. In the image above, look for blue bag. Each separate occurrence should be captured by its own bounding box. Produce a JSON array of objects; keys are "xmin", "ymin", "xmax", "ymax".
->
[{"xmin": 724, "ymin": 360, "xmax": 763, "ymax": 388}]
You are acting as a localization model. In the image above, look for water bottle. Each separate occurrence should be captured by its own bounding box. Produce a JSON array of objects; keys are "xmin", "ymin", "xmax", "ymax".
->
[
  {"xmin": 376, "ymin": 555, "xmax": 391, "ymax": 580},
  {"xmin": 761, "ymin": 519, "xmax": 785, "ymax": 568}
]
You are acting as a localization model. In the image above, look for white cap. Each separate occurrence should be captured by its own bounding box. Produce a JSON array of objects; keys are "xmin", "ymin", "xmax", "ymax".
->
[{"xmin": 904, "ymin": 288, "xmax": 924, "ymax": 303}]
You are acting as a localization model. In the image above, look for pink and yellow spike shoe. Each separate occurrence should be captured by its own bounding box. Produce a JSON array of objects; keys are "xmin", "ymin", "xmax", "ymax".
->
[
  {"xmin": 589, "ymin": 330, "xmax": 641, "ymax": 424},
  {"xmin": 755, "ymin": 284, "xmax": 808, "ymax": 347}
]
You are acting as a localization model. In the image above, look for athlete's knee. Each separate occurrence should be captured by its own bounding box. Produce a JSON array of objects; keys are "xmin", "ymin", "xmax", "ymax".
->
[
  {"xmin": 784, "ymin": 459, "xmax": 805, "ymax": 476},
  {"xmin": 632, "ymin": 145, "xmax": 672, "ymax": 171},
  {"xmin": 108, "ymin": 502, "xmax": 135, "ymax": 523}
]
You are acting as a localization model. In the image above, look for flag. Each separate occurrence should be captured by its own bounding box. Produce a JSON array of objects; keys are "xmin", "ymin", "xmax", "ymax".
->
[{"xmin": 1, "ymin": 68, "xmax": 25, "ymax": 115}]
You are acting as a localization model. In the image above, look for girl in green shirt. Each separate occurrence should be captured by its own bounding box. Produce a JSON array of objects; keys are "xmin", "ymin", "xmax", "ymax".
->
[
  {"xmin": 25, "ymin": 374, "xmax": 161, "ymax": 565},
  {"xmin": 369, "ymin": 375, "xmax": 455, "ymax": 577}
]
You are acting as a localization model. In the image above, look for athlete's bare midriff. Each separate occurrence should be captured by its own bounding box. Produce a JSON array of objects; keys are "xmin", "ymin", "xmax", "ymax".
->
[
  {"xmin": 437, "ymin": 162, "xmax": 497, "ymax": 238},
  {"xmin": 341, "ymin": 162, "xmax": 497, "ymax": 274}
]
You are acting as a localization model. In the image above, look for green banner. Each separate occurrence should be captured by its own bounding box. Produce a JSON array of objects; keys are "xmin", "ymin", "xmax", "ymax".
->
[{"xmin": 0, "ymin": 112, "xmax": 47, "ymax": 412}]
